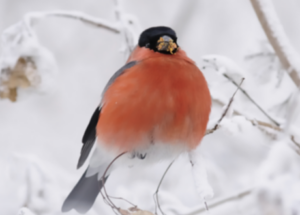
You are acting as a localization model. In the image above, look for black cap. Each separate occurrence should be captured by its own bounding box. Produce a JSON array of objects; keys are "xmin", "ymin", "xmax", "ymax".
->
[{"xmin": 138, "ymin": 26, "xmax": 178, "ymax": 51}]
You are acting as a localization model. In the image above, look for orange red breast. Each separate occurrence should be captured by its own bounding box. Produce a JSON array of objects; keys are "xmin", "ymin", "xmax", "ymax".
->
[{"xmin": 97, "ymin": 47, "xmax": 211, "ymax": 152}]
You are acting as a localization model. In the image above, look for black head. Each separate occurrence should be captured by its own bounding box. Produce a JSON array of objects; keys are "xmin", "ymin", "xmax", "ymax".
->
[{"xmin": 138, "ymin": 26, "xmax": 178, "ymax": 54}]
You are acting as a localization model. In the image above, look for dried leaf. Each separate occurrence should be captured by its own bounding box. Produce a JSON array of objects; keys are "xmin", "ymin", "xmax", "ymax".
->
[
  {"xmin": 131, "ymin": 209, "xmax": 154, "ymax": 215},
  {"xmin": 119, "ymin": 209, "xmax": 131, "ymax": 215},
  {"xmin": 119, "ymin": 207, "xmax": 155, "ymax": 215},
  {"xmin": 128, "ymin": 207, "xmax": 139, "ymax": 212},
  {"xmin": 0, "ymin": 57, "xmax": 39, "ymax": 102}
]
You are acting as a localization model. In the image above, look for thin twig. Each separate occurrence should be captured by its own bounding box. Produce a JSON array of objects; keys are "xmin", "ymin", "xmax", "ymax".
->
[
  {"xmin": 210, "ymin": 98, "xmax": 300, "ymax": 156},
  {"xmin": 250, "ymin": 119, "xmax": 281, "ymax": 131},
  {"xmin": 112, "ymin": 0, "xmax": 136, "ymax": 53},
  {"xmin": 108, "ymin": 195, "xmax": 137, "ymax": 207},
  {"xmin": 206, "ymin": 78, "xmax": 244, "ymax": 135},
  {"xmin": 291, "ymin": 135, "xmax": 300, "ymax": 155},
  {"xmin": 100, "ymin": 190, "xmax": 119, "ymax": 215},
  {"xmin": 222, "ymin": 73, "xmax": 280, "ymax": 126},
  {"xmin": 245, "ymin": 52, "xmax": 275, "ymax": 60},
  {"xmin": 203, "ymin": 202, "xmax": 209, "ymax": 214},
  {"xmin": 211, "ymin": 98, "xmax": 281, "ymax": 132},
  {"xmin": 183, "ymin": 188, "xmax": 252, "ymax": 215},
  {"xmin": 291, "ymin": 135, "xmax": 300, "ymax": 149},
  {"xmin": 100, "ymin": 152, "xmax": 127, "ymax": 214},
  {"xmin": 203, "ymin": 58, "xmax": 281, "ymax": 126},
  {"xmin": 23, "ymin": 11, "xmax": 120, "ymax": 34},
  {"xmin": 153, "ymin": 159, "xmax": 176, "ymax": 215}
]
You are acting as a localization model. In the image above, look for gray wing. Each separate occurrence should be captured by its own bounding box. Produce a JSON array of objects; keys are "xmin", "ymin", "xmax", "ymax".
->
[
  {"xmin": 102, "ymin": 61, "xmax": 137, "ymax": 95},
  {"xmin": 76, "ymin": 61, "xmax": 137, "ymax": 169},
  {"xmin": 61, "ymin": 169, "xmax": 107, "ymax": 214},
  {"xmin": 77, "ymin": 107, "xmax": 101, "ymax": 169}
]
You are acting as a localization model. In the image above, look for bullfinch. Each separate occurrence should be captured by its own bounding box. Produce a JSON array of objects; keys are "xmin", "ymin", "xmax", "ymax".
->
[{"xmin": 62, "ymin": 26, "xmax": 211, "ymax": 214}]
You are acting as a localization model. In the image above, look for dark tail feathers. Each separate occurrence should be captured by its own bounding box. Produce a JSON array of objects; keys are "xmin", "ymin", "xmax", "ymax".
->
[{"xmin": 61, "ymin": 170, "xmax": 107, "ymax": 214}]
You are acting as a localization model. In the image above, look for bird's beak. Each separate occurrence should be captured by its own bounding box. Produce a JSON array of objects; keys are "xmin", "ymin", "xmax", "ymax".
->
[{"xmin": 156, "ymin": 36, "xmax": 178, "ymax": 54}]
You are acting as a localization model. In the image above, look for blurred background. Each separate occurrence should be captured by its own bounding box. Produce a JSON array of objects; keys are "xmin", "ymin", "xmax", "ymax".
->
[{"xmin": 1, "ymin": 0, "xmax": 300, "ymax": 214}]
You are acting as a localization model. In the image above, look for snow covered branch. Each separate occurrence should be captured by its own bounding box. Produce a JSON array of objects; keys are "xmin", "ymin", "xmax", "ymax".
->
[
  {"xmin": 203, "ymin": 55, "xmax": 280, "ymax": 127},
  {"xmin": 0, "ymin": 1, "xmax": 140, "ymax": 102},
  {"xmin": 23, "ymin": 11, "xmax": 121, "ymax": 34},
  {"xmin": 188, "ymin": 151, "xmax": 214, "ymax": 213},
  {"xmin": 112, "ymin": 0, "xmax": 141, "ymax": 55},
  {"xmin": 202, "ymin": 55, "xmax": 300, "ymax": 156},
  {"xmin": 250, "ymin": 0, "xmax": 300, "ymax": 88},
  {"xmin": 206, "ymin": 78, "xmax": 244, "ymax": 135},
  {"xmin": 22, "ymin": 3, "xmax": 140, "ymax": 55},
  {"xmin": 22, "ymin": 7, "xmax": 140, "ymax": 52},
  {"xmin": 183, "ymin": 188, "xmax": 252, "ymax": 215},
  {"xmin": 222, "ymin": 73, "xmax": 280, "ymax": 126}
]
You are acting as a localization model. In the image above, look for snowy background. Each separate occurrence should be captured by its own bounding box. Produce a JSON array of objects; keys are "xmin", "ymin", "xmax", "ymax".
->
[{"xmin": 1, "ymin": 0, "xmax": 300, "ymax": 215}]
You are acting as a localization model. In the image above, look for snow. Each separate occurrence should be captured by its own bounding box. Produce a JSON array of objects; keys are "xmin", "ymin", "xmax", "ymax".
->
[
  {"xmin": 255, "ymin": 140, "xmax": 300, "ymax": 215},
  {"xmin": 1, "ymin": 0, "xmax": 300, "ymax": 215}
]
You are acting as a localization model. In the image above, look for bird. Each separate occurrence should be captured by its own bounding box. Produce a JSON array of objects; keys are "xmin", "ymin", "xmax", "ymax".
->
[{"xmin": 61, "ymin": 26, "xmax": 211, "ymax": 214}]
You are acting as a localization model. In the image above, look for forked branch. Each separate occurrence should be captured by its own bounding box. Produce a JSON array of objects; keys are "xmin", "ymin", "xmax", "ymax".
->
[{"xmin": 206, "ymin": 78, "xmax": 244, "ymax": 135}]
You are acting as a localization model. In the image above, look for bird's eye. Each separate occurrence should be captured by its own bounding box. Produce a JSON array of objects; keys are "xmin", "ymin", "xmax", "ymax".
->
[{"xmin": 145, "ymin": 43, "xmax": 150, "ymax": 48}]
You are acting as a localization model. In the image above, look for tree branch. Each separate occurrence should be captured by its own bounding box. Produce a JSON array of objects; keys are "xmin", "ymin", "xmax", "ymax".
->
[
  {"xmin": 183, "ymin": 188, "xmax": 252, "ymax": 215},
  {"xmin": 250, "ymin": 0, "xmax": 300, "ymax": 87},
  {"xmin": 211, "ymin": 98, "xmax": 300, "ymax": 156},
  {"xmin": 23, "ymin": 10, "xmax": 121, "ymax": 35},
  {"xmin": 206, "ymin": 78, "xmax": 244, "ymax": 135},
  {"xmin": 223, "ymin": 73, "xmax": 280, "ymax": 126}
]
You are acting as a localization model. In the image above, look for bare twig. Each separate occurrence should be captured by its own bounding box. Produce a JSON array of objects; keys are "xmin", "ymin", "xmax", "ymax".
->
[
  {"xmin": 291, "ymin": 135, "xmax": 300, "ymax": 149},
  {"xmin": 100, "ymin": 152, "xmax": 127, "ymax": 214},
  {"xmin": 108, "ymin": 196, "xmax": 137, "ymax": 208},
  {"xmin": 249, "ymin": 119, "xmax": 281, "ymax": 131},
  {"xmin": 245, "ymin": 52, "xmax": 275, "ymax": 60},
  {"xmin": 223, "ymin": 73, "xmax": 280, "ymax": 126},
  {"xmin": 211, "ymin": 98, "xmax": 300, "ymax": 156},
  {"xmin": 212, "ymin": 99, "xmax": 281, "ymax": 137},
  {"xmin": 250, "ymin": 0, "xmax": 300, "ymax": 87},
  {"xmin": 203, "ymin": 57, "xmax": 280, "ymax": 127},
  {"xmin": 206, "ymin": 78, "xmax": 244, "ymax": 135},
  {"xmin": 183, "ymin": 188, "xmax": 252, "ymax": 215},
  {"xmin": 211, "ymin": 98, "xmax": 281, "ymax": 133},
  {"xmin": 291, "ymin": 135, "xmax": 300, "ymax": 155},
  {"xmin": 153, "ymin": 159, "xmax": 176, "ymax": 215}
]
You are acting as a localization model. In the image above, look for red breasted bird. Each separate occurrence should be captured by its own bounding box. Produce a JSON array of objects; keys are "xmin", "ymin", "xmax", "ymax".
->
[{"xmin": 62, "ymin": 26, "xmax": 211, "ymax": 214}]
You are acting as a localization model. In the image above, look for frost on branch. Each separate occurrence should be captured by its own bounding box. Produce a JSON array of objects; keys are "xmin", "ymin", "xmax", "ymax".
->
[
  {"xmin": 202, "ymin": 55, "xmax": 245, "ymax": 83},
  {"xmin": 188, "ymin": 150, "xmax": 214, "ymax": 202},
  {"xmin": 245, "ymin": 41, "xmax": 285, "ymax": 88},
  {"xmin": 21, "ymin": 9, "xmax": 141, "ymax": 57},
  {"xmin": 113, "ymin": 0, "xmax": 141, "ymax": 57},
  {"xmin": 202, "ymin": 54, "xmax": 282, "ymax": 127},
  {"xmin": 250, "ymin": 0, "xmax": 300, "ymax": 87},
  {"xmin": 0, "ymin": 21, "xmax": 58, "ymax": 102}
]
